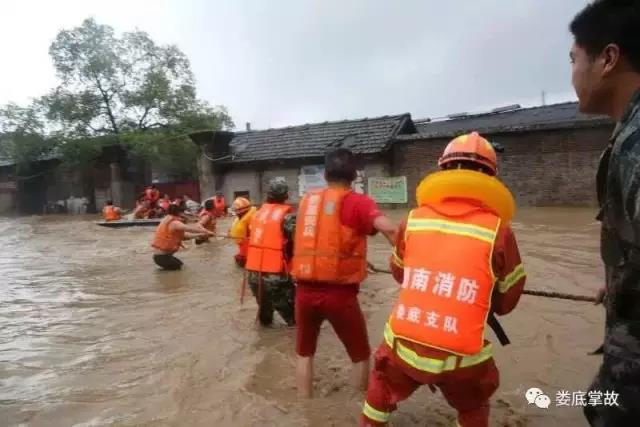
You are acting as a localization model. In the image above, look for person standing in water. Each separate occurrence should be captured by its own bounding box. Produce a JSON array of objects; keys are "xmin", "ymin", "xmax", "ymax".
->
[
  {"xmin": 229, "ymin": 197, "xmax": 257, "ymax": 267},
  {"xmin": 568, "ymin": 1, "xmax": 640, "ymax": 425},
  {"xmin": 291, "ymin": 148, "xmax": 397, "ymax": 398},
  {"xmin": 195, "ymin": 199, "xmax": 217, "ymax": 245},
  {"xmin": 360, "ymin": 133, "xmax": 526, "ymax": 427},
  {"xmin": 245, "ymin": 178, "xmax": 296, "ymax": 327},
  {"xmin": 152, "ymin": 204, "xmax": 214, "ymax": 270}
]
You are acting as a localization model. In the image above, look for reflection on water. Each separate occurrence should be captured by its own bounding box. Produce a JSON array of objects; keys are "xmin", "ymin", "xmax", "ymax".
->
[{"xmin": 0, "ymin": 209, "xmax": 604, "ymax": 426}]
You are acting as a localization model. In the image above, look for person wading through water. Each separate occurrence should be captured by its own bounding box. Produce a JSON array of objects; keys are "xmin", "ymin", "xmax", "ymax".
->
[
  {"xmin": 291, "ymin": 148, "xmax": 397, "ymax": 398},
  {"xmin": 229, "ymin": 197, "xmax": 257, "ymax": 268},
  {"xmin": 195, "ymin": 199, "xmax": 217, "ymax": 245},
  {"xmin": 152, "ymin": 204, "xmax": 214, "ymax": 270},
  {"xmin": 361, "ymin": 133, "xmax": 526, "ymax": 427},
  {"xmin": 245, "ymin": 178, "xmax": 296, "ymax": 327},
  {"xmin": 569, "ymin": 1, "xmax": 640, "ymax": 425}
]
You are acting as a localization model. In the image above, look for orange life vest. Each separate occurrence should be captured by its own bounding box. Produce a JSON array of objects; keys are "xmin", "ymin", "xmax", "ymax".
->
[
  {"xmin": 388, "ymin": 199, "xmax": 501, "ymax": 356},
  {"xmin": 151, "ymin": 215, "xmax": 185, "ymax": 253},
  {"xmin": 246, "ymin": 203, "xmax": 293, "ymax": 274},
  {"xmin": 291, "ymin": 187, "xmax": 367, "ymax": 285},
  {"xmin": 214, "ymin": 197, "xmax": 226, "ymax": 216},
  {"xmin": 199, "ymin": 209, "xmax": 217, "ymax": 232},
  {"xmin": 102, "ymin": 205, "xmax": 121, "ymax": 221}
]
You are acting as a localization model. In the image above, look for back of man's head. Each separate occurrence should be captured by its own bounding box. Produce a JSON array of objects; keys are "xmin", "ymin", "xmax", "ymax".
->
[
  {"xmin": 325, "ymin": 148, "xmax": 357, "ymax": 183},
  {"xmin": 570, "ymin": 0, "xmax": 640, "ymax": 73}
]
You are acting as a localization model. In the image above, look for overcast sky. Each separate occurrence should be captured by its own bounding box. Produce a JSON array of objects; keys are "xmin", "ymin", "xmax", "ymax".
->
[{"xmin": 1, "ymin": 0, "xmax": 588, "ymax": 130}]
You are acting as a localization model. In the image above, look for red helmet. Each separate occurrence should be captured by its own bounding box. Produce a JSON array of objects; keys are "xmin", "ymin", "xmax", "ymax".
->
[{"xmin": 438, "ymin": 132, "xmax": 498, "ymax": 175}]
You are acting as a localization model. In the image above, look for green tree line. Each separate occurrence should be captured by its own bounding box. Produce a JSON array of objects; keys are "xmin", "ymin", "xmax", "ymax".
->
[{"xmin": 0, "ymin": 18, "xmax": 233, "ymax": 176}]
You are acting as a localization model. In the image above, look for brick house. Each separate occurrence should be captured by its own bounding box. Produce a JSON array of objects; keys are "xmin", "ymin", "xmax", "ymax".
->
[{"xmin": 190, "ymin": 102, "xmax": 613, "ymax": 208}]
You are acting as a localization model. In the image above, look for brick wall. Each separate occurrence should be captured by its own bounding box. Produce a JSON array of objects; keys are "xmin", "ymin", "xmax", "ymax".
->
[{"xmin": 393, "ymin": 125, "xmax": 613, "ymax": 207}]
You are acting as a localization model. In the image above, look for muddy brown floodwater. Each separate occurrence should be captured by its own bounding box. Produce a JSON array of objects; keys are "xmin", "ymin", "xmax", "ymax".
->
[{"xmin": 0, "ymin": 208, "xmax": 604, "ymax": 427}]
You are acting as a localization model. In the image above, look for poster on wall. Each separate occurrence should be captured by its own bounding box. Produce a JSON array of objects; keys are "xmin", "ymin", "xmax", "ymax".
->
[
  {"xmin": 367, "ymin": 176, "xmax": 408, "ymax": 203},
  {"xmin": 298, "ymin": 166, "xmax": 365, "ymax": 196}
]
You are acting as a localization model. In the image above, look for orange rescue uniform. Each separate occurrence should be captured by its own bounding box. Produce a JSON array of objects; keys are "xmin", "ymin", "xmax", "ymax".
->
[
  {"xmin": 199, "ymin": 209, "xmax": 217, "ymax": 233},
  {"xmin": 152, "ymin": 215, "xmax": 185, "ymax": 253},
  {"xmin": 362, "ymin": 198, "xmax": 526, "ymax": 427},
  {"xmin": 102, "ymin": 205, "xmax": 121, "ymax": 221},
  {"xmin": 246, "ymin": 203, "xmax": 293, "ymax": 273}
]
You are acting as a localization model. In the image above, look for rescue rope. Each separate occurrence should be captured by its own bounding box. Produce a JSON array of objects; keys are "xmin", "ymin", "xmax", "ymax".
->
[{"xmin": 366, "ymin": 262, "xmax": 598, "ymax": 303}]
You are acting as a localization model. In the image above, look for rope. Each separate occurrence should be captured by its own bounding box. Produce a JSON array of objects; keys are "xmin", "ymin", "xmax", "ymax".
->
[{"xmin": 366, "ymin": 262, "xmax": 598, "ymax": 303}]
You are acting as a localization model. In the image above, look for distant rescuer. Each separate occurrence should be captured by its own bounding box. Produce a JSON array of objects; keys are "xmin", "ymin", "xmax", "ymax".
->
[
  {"xmin": 102, "ymin": 199, "xmax": 122, "ymax": 221},
  {"xmin": 152, "ymin": 204, "xmax": 214, "ymax": 270},
  {"xmin": 360, "ymin": 133, "xmax": 526, "ymax": 427},
  {"xmin": 569, "ymin": 1, "xmax": 640, "ymax": 425},
  {"xmin": 291, "ymin": 148, "xmax": 397, "ymax": 398},
  {"xmin": 245, "ymin": 178, "xmax": 296, "ymax": 327}
]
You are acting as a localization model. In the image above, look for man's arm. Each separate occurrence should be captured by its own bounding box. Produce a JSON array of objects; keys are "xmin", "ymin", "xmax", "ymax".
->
[
  {"xmin": 389, "ymin": 218, "xmax": 407, "ymax": 284},
  {"xmin": 618, "ymin": 134, "xmax": 640, "ymax": 241},
  {"xmin": 171, "ymin": 220, "xmax": 213, "ymax": 236},
  {"xmin": 283, "ymin": 213, "xmax": 297, "ymax": 260},
  {"xmin": 491, "ymin": 225, "xmax": 527, "ymax": 316},
  {"xmin": 373, "ymin": 215, "xmax": 398, "ymax": 246}
]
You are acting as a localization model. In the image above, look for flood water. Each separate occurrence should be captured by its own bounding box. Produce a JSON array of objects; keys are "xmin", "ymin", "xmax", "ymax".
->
[{"xmin": 0, "ymin": 208, "xmax": 604, "ymax": 426}]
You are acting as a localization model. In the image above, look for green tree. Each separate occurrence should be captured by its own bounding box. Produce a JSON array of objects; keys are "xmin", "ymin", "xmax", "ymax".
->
[
  {"xmin": 43, "ymin": 18, "xmax": 232, "ymax": 173},
  {"xmin": 0, "ymin": 102, "xmax": 56, "ymax": 172}
]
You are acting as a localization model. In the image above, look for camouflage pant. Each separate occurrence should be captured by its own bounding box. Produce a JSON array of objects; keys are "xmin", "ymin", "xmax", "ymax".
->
[
  {"xmin": 584, "ymin": 353, "xmax": 640, "ymax": 427},
  {"xmin": 247, "ymin": 272, "xmax": 295, "ymax": 327}
]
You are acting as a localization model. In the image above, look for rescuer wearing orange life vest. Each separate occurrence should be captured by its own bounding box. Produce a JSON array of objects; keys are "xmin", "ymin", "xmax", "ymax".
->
[
  {"xmin": 245, "ymin": 178, "xmax": 296, "ymax": 326},
  {"xmin": 102, "ymin": 200, "xmax": 122, "ymax": 221},
  {"xmin": 229, "ymin": 197, "xmax": 257, "ymax": 267},
  {"xmin": 292, "ymin": 148, "xmax": 397, "ymax": 398},
  {"xmin": 361, "ymin": 132, "xmax": 527, "ymax": 427},
  {"xmin": 152, "ymin": 204, "xmax": 215, "ymax": 270},
  {"xmin": 195, "ymin": 199, "xmax": 217, "ymax": 245}
]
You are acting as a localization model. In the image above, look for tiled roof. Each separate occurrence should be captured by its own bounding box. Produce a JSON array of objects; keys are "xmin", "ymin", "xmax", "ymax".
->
[
  {"xmin": 226, "ymin": 114, "xmax": 414, "ymax": 163},
  {"xmin": 401, "ymin": 102, "xmax": 611, "ymax": 140}
]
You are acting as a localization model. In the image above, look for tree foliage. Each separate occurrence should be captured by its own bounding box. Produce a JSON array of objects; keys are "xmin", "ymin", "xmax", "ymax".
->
[
  {"xmin": 0, "ymin": 102, "xmax": 55, "ymax": 172},
  {"xmin": 0, "ymin": 18, "xmax": 232, "ymax": 175}
]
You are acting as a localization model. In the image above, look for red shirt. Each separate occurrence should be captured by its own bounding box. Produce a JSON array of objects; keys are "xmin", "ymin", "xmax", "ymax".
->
[{"xmin": 297, "ymin": 191, "xmax": 383, "ymax": 292}]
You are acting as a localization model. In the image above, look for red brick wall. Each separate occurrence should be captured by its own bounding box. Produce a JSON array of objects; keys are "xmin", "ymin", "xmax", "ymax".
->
[{"xmin": 392, "ymin": 125, "xmax": 614, "ymax": 207}]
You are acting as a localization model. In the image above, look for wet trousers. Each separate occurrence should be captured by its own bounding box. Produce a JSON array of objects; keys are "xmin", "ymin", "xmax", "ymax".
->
[
  {"xmin": 153, "ymin": 253, "xmax": 183, "ymax": 270},
  {"xmin": 584, "ymin": 353, "xmax": 640, "ymax": 427},
  {"xmin": 362, "ymin": 343, "xmax": 499, "ymax": 427}
]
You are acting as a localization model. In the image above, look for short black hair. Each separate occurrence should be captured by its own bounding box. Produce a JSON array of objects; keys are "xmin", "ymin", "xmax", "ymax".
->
[
  {"xmin": 167, "ymin": 204, "xmax": 184, "ymax": 216},
  {"xmin": 106, "ymin": 200, "xmax": 113, "ymax": 205},
  {"xmin": 570, "ymin": 0, "xmax": 640, "ymax": 72},
  {"xmin": 204, "ymin": 199, "xmax": 214, "ymax": 210},
  {"xmin": 325, "ymin": 148, "xmax": 357, "ymax": 183}
]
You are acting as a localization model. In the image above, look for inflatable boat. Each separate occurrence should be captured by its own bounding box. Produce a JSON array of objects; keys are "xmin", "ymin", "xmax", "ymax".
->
[{"xmin": 97, "ymin": 219, "xmax": 162, "ymax": 228}]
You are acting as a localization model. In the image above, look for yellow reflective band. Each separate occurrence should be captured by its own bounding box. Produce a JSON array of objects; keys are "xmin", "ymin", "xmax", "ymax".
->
[
  {"xmin": 392, "ymin": 247, "xmax": 404, "ymax": 267},
  {"xmin": 384, "ymin": 323, "xmax": 493, "ymax": 373},
  {"xmin": 363, "ymin": 401, "xmax": 390, "ymax": 423},
  {"xmin": 498, "ymin": 263, "xmax": 526, "ymax": 293},
  {"xmin": 406, "ymin": 218, "xmax": 496, "ymax": 244},
  {"xmin": 458, "ymin": 343, "xmax": 493, "ymax": 368}
]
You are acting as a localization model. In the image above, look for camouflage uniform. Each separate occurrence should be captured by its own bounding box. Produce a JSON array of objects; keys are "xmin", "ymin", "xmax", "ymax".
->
[
  {"xmin": 586, "ymin": 90, "xmax": 640, "ymax": 427},
  {"xmin": 247, "ymin": 179, "xmax": 297, "ymax": 326}
]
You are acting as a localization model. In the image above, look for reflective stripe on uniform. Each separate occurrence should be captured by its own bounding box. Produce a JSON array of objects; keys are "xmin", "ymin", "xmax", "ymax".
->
[
  {"xmin": 497, "ymin": 263, "xmax": 526, "ymax": 293},
  {"xmin": 362, "ymin": 401, "xmax": 390, "ymax": 423},
  {"xmin": 406, "ymin": 218, "xmax": 497, "ymax": 244},
  {"xmin": 384, "ymin": 323, "xmax": 492, "ymax": 373},
  {"xmin": 392, "ymin": 247, "xmax": 404, "ymax": 267}
]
